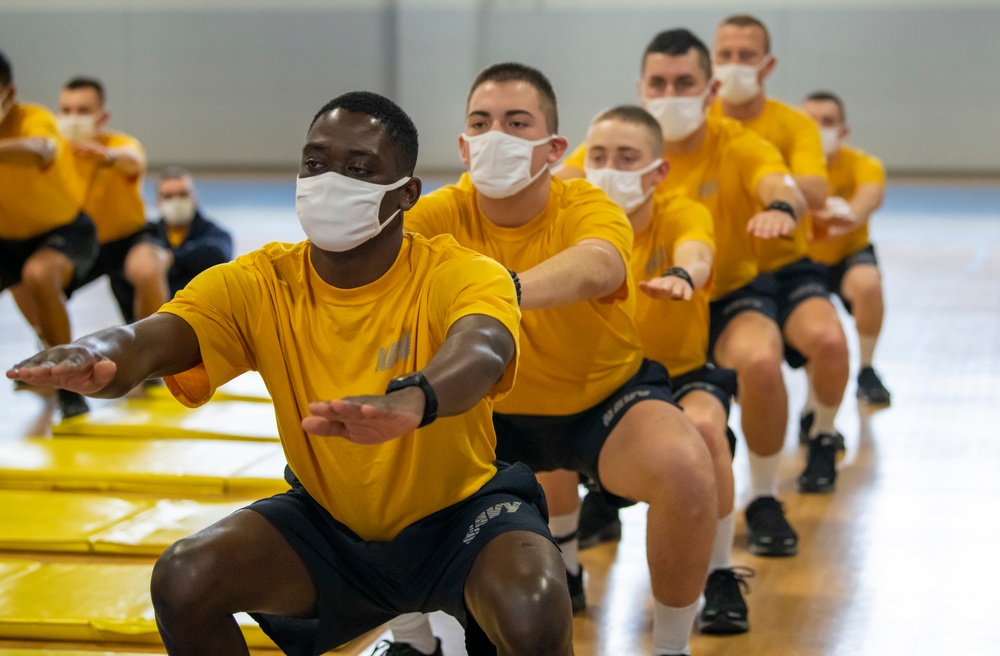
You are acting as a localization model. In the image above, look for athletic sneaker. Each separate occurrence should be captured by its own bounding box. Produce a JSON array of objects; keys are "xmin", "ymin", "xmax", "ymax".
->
[
  {"xmin": 57, "ymin": 389, "xmax": 89, "ymax": 420},
  {"xmin": 567, "ymin": 564, "xmax": 586, "ymax": 614},
  {"xmin": 369, "ymin": 638, "xmax": 442, "ymax": 656},
  {"xmin": 798, "ymin": 411, "xmax": 846, "ymax": 459},
  {"xmin": 799, "ymin": 433, "xmax": 838, "ymax": 493},
  {"xmin": 577, "ymin": 490, "xmax": 622, "ymax": 549},
  {"xmin": 698, "ymin": 566, "xmax": 754, "ymax": 634},
  {"xmin": 744, "ymin": 496, "xmax": 798, "ymax": 557},
  {"xmin": 857, "ymin": 366, "xmax": 891, "ymax": 407}
]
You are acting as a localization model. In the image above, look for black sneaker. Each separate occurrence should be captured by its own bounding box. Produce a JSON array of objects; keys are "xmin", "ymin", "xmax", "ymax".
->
[
  {"xmin": 798, "ymin": 410, "xmax": 814, "ymax": 445},
  {"xmin": 578, "ymin": 490, "xmax": 622, "ymax": 549},
  {"xmin": 698, "ymin": 566, "xmax": 754, "ymax": 634},
  {"xmin": 857, "ymin": 366, "xmax": 891, "ymax": 407},
  {"xmin": 57, "ymin": 389, "xmax": 89, "ymax": 420},
  {"xmin": 799, "ymin": 433, "xmax": 838, "ymax": 493},
  {"xmin": 370, "ymin": 638, "xmax": 442, "ymax": 656},
  {"xmin": 744, "ymin": 496, "xmax": 798, "ymax": 557},
  {"xmin": 567, "ymin": 565, "xmax": 586, "ymax": 614}
]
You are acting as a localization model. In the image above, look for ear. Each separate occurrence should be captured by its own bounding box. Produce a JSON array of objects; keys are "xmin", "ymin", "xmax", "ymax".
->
[
  {"xmin": 760, "ymin": 55, "xmax": 777, "ymax": 80},
  {"xmin": 457, "ymin": 133, "xmax": 471, "ymax": 169},
  {"xmin": 704, "ymin": 78, "xmax": 721, "ymax": 110},
  {"xmin": 97, "ymin": 108, "xmax": 111, "ymax": 131},
  {"xmin": 839, "ymin": 124, "xmax": 851, "ymax": 140},
  {"xmin": 653, "ymin": 159, "xmax": 670, "ymax": 185},
  {"xmin": 635, "ymin": 78, "xmax": 645, "ymax": 102},
  {"xmin": 546, "ymin": 135, "xmax": 569, "ymax": 165},
  {"xmin": 399, "ymin": 177, "xmax": 422, "ymax": 211}
]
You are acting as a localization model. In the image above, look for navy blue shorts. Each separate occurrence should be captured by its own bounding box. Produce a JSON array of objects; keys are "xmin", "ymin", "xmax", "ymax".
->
[
  {"xmin": 0, "ymin": 212, "xmax": 98, "ymax": 292},
  {"xmin": 247, "ymin": 461, "xmax": 551, "ymax": 656},
  {"xmin": 493, "ymin": 358, "xmax": 676, "ymax": 508},
  {"xmin": 72, "ymin": 223, "xmax": 168, "ymax": 323},
  {"xmin": 758, "ymin": 258, "xmax": 831, "ymax": 369},
  {"xmin": 671, "ymin": 364, "xmax": 738, "ymax": 416},
  {"xmin": 708, "ymin": 277, "xmax": 778, "ymax": 360},
  {"xmin": 825, "ymin": 244, "xmax": 879, "ymax": 315}
]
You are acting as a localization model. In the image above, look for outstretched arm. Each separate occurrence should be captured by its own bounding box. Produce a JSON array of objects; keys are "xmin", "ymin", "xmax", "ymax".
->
[
  {"xmin": 748, "ymin": 172, "xmax": 807, "ymax": 239},
  {"xmin": 0, "ymin": 137, "xmax": 56, "ymax": 167},
  {"xmin": 639, "ymin": 239, "xmax": 714, "ymax": 301},
  {"xmin": 517, "ymin": 238, "xmax": 626, "ymax": 311},
  {"xmin": 302, "ymin": 313, "xmax": 516, "ymax": 444},
  {"xmin": 6, "ymin": 313, "xmax": 201, "ymax": 398}
]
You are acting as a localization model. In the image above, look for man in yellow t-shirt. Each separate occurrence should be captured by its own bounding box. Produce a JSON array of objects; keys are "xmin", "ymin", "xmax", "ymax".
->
[
  {"xmin": 56, "ymin": 77, "xmax": 173, "ymax": 324},
  {"xmin": 559, "ymin": 30, "xmax": 810, "ymax": 562},
  {"xmin": 0, "ymin": 50, "xmax": 98, "ymax": 419},
  {"xmin": 712, "ymin": 15, "xmax": 851, "ymax": 494},
  {"xmin": 8, "ymin": 91, "xmax": 573, "ymax": 656},
  {"xmin": 391, "ymin": 63, "xmax": 716, "ymax": 656},
  {"xmin": 581, "ymin": 105, "xmax": 754, "ymax": 635},
  {"xmin": 802, "ymin": 90, "xmax": 891, "ymax": 410}
]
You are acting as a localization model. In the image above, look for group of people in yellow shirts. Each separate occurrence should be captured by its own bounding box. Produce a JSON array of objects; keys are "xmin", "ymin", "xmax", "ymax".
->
[
  {"xmin": 5, "ymin": 13, "xmax": 891, "ymax": 656},
  {"xmin": 0, "ymin": 51, "xmax": 232, "ymax": 421}
]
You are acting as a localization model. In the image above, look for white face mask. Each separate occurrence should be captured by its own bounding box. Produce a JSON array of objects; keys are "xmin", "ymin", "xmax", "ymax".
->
[
  {"xmin": 462, "ymin": 130, "xmax": 554, "ymax": 199},
  {"xmin": 160, "ymin": 198, "xmax": 196, "ymax": 227},
  {"xmin": 584, "ymin": 159, "xmax": 663, "ymax": 213},
  {"xmin": 643, "ymin": 84, "xmax": 712, "ymax": 142},
  {"xmin": 819, "ymin": 126, "xmax": 841, "ymax": 158},
  {"xmin": 296, "ymin": 170, "xmax": 410, "ymax": 253},
  {"xmin": 714, "ymin": 58, "xmax": 770, "ymax": 105},
  {"xmin": 57, "ymin": 114, "xmax": 99, "ymax": 142}
]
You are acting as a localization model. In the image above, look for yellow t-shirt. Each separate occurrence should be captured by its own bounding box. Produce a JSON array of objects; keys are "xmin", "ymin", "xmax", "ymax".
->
[
  {"xmin": 65, "ymin": 131, "xmax": 147, "ymax": 244},
  {"xmin": 0, "ymin": 103, "xmax": 81, "ymax": 239},
  {"xmin": 710, "ymin": 98, "xmax": 828, "ymax": 272},
  {"xmin": 405, "ymin": 173, "xmax": 644, "ymax": 416},
  {"xmin": 161, "ymin": 233, "xmax": 521, "ymax": 542},
  {"xmin": 632, "ymin": 192, "xmax": 715, "ymax": 376},
  {"xmin": 808, "ymin": 144, "xmax": 885, "ymax": 265}
]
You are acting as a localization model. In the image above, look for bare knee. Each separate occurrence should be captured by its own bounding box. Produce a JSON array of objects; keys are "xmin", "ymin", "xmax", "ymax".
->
[
  {"xmin": 151, "ymin": 536, "xmax": 228, "ymax": 622},
  {"xmin": 125, "ymin": 245, "xmax": 169, "ymax": 288},
  {"xmin": 20, "ymin": 255, "xmax": 70, "ymax": 294}
]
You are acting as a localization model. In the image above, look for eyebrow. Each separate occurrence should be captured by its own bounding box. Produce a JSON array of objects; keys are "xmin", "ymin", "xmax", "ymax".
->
[
  {"xmin": 467, "ymin": 109, "xmax": 535, "ymax": 120},
  {"xmin": 301, "ymin": 142, "xmax": 379, "ymax": 159}
]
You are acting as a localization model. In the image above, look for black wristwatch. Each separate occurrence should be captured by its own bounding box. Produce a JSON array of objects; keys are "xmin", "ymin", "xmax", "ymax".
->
[
  {"xmin": 662, "ymin": 266, "xmax": 694, "ymax": 289},
  {"xmin": 766, "ymin": 199, "xmax": 798, "ymax": 222},
  {"xmin": 385, "ymin": 371, "xmax": 438, "ymax": 427}
]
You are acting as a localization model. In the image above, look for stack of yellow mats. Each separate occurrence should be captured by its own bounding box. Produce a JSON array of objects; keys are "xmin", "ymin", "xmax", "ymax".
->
[
  {"xmin": 0, "ymin": 650, "xmax": 155, "ymax": 655},
  {"xmin": 53, "ymin": 398, "xmax": 279, "ymax": 442},
  {"xmin": 0, "ymin": 437, "xmax": 288, "ymax": 496}
]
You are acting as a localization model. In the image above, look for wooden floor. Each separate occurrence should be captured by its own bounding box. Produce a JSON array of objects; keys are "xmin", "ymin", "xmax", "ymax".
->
[{"xmin": 2, "ymin": 178, "xmax": 999, "ymax": 655}]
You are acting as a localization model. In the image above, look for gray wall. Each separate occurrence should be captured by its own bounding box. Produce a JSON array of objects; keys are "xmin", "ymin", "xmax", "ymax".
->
[{"xmin": 3, "ymin": 0, "xmax": 999, "ymax": 174}]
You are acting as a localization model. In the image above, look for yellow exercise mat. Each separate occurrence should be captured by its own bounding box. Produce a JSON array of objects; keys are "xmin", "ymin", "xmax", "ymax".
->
[
  {"xmin": 0, "ymin": 558, "xmax": 276, "ymax": 647},
  {"xmin": 91, "ymin": 499, "xmax": 251, "ymax": 556},
  {"xmin": 0, "ymin": 651, "xmax": 157, "ymax": 655},
  {"xmin": 0, "ymin": 438, "xmax": 286, "ymax": 496},
  {"xmin": 53, "ymin": 398, "xmax": 278, "ymax": 442},
  {"xmin": 227, "ymin": 448, "xmax": 289, "ymax": 496},
  {"xmin": 145, "ymin": 370, "xmax": 271, "ymax": 404},
  {"xmin": 0, "ymin": 490, "xmax": 155, "ymax": 553}
]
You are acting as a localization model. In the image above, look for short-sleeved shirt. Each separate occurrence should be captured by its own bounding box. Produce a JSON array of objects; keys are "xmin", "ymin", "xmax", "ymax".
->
[
  {"xmin": 710, "ymin": 98, "xmax": 828, "ymax": 272},
  {"xmin": 0, "ymin": 103, "xmax": 81, "ymax": 239},
  {"xmin": 405, "ymin": 173, "xmax": 644, "ymax": 416},
  {"xmin": 632, "ymin": 192, "xmax": 715, "ymax": 377},
  {"xmin": 160, "ymin": 233, "xmax": 521, "ymax": 542},
  {"xmin": 65, "ymin": 131, "xmax": 147, "ymax": 244},
  {"xmin": 808, "ymin": 145, "xmax": 885, "ymax": 265}
]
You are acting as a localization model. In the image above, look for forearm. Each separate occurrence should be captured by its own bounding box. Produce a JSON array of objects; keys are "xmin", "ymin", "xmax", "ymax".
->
[
  {"xmin": 759, "ymin": 173, "xmax": 808, "ymax": 221},
  {"xmin": 672, "ymin": 240, "xmax": 714, "ymax": 290},
  {"xmin": 849, "ymin": 183, "xmax": 884, "ymax": 226},
  {"xmin": 795, "ymin": 174, "xmax": 829, "ymax": 212},
  {"xmin": 107, "ymin": 147, "xmax": 144, "ymax": 177},
  {"xmin": 518, "ymin": 239, "xmax": 626, "ymax": 311},
  {"xmin": 0, "ymin": 137, "xmax": 55, "ymax": 167}
]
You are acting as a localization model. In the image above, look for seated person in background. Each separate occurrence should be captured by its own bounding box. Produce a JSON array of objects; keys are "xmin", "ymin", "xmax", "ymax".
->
[
  {"xmin": 8, "ymin": 91, "xmax": 573, "ymax": 656},
  {"xmin": 153, "ymin": 166, "xmax": 233, "ymax": 298},
  {"xmin": 56, "ymin": 76, "xmax": 172, "ymax": 324},
  {"xmin": 581, "ymin": 105, "xmax": 749, "ymax": 635},
  {"xmin": 0, "ymin": 50, "xmax": 98, "ymax": 419},
  {"xmin": 801, "ymin": 90, "xmax": 891, "ymax": 408}
]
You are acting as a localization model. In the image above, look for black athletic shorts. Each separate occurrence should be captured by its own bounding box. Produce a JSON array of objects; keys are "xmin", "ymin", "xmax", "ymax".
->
[
  {"xmin": 247, "ymin": 461, "xmax": 551, "ymax": 656},
  {"xmin": 826, "ymin": 244, "xmax": 879, "ymax": 314},
  {"xmin": 757, "ymin": 258, "xmax": 831, "ymax": 369},
  {"xmin": 0, "ymin": 212, "xmax": 98, "ymax": 292},
  {"xmin": 71, "ymin": 223, "xmax": 168, "ymax": 323},
  {"xmin": 670, "ymin": 363, "xmax": 738, "ymax": 416},
  {"xmin": 493, "ymin": 358, "xmax": 677, "ymax": 509},
  {"xmin": 708, "ymin": 276, "xmax": 778, "ymax": 359}
]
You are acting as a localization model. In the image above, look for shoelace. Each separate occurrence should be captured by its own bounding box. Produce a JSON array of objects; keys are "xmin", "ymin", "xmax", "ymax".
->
[{"xmin": 725, "ymin": 565, "xmax": 756, "ymax": 595}]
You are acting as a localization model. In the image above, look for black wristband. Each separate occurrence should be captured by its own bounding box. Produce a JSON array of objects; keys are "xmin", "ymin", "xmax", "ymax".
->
[
  {"xmin": 662, "ymin": 266, "xmax": 694, "ymax": 289},
  {"xmin": 766, "ymin": 199, "xmax": 798, "ymax": 222},
  {"xmin": 507, "ymin": 269, "xmax": 522, "ymax": 306},
  {"xmin": 385, "ymin": 371, "xmax": 438, "ymax": 427}
]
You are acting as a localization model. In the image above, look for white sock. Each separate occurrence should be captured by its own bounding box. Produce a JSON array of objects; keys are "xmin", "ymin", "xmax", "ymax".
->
[
  {"xmin": 388, "ymin": 613, "xmax": 437, "ymax": 654},
  {"xmin": 747, "ymin": 451, "xmax": 781, "ymax": 499},
  {"xmin": 549, "ymin": 508, "xmax": 581, "ymax": 575},
  {"xmin": 858, "ymin": 334, "xmax": 878, "ymax": 368},
  {"xmin": 810, "ymin": 401, "xmax": 838, "ymax": 438},
  {"xmin": 803, "ymin": 369, "xmax": 819, "ymax": 416},
  {"xmin": 652, "ymin": 599, "xmax": 697, "ymax": 655},
  {"xmin": 710, "ymin": 512, "xmax": 736, "ymax": 572}
]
